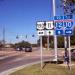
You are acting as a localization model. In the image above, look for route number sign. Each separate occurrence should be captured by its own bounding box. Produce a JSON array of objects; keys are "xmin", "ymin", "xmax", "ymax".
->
[
  {"xmin": 54, "ymin": 15, "xmax": 73, "ymax": 36},
  {"xmin": 36, "ymin": 22, "xmax": 45, "ymax": 30},
  {"xmin": 46, "ymin": 21, "xmax": 54, "ymax": 29},
  {"xmin": 36, "ymin": 21, "xmax": 54, "ymax": 36}
]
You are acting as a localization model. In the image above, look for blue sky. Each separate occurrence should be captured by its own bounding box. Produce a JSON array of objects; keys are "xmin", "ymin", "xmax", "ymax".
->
[{"xmin": 0, "ymin": 0, "xmax": 74, "ymax": 44}]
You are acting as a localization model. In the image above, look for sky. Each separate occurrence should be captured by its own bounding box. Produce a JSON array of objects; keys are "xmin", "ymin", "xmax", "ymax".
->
[{"xmin": 0, "ymin": 0, "xmax": 74, "ymax": 44}]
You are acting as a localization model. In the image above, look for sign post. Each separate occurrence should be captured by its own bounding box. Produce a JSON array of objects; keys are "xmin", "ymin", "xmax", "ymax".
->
[
  {"xmin": 68, "ymin": 36, "xmax": 71, "ymax": 70},
  {"xmin": 46, "ymin": 21, "xmax": 54, "ymax": 51},
  {"xmin": 36, "ymin": 22, "xmax": 44, "ymax": 70},
  {"xmin": 40, "ymin": 36, "xmax": 43, "ymax": 70},
  {"xmin": 36, "ymin": 21, "xmax": 54, "ymax": 70},
  {"xmin": 53, "ymin": 0, "xmax": 58, "ymax": 61},
  {"xmin": 47, "ymin": 36, "xmax": 49, "ymax": 50}
]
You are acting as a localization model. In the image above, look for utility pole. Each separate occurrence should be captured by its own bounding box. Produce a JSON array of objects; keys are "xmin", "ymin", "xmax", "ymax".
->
[
  {"xmin": 53, "ymin": 0, "xmax": 58, "ymax": 61},
  {"xmin": 3, "ymin": 26, "xmax": 5, "ymax": 47}
]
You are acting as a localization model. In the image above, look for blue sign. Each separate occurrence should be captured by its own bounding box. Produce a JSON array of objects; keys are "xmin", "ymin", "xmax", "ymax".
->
[
  {"xmin": 55, "ymin": 22, "xmax": 63, "ymax": 29},
  {"xmin": 54, "ymin": 15, "xmax": 73, "ymax": 20},
  {"xmin": 65, "ymin": 29, "xmax": 73, "ymax": 35},
  {"xmin": 64, "ymin": 22, "xmax": 73, "ymax": 28},
  {"xmin": 64, "ymin": 15, "xmax": 73, "ymax": 19},
  {"xmin": 54, "ymin": 16, "xmax": 63, "ymax": 20},
  {"xmin": 55, "ymin": 30, "xmax": 64, "ymax": 35},
  {"xmin": 54, "ymin": 15, "xmax": 73, "ymax": 36}
]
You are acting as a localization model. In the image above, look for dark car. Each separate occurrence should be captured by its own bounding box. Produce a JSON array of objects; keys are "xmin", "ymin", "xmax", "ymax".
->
[{"xmin": 25, "ymin": 46, "xmax": 32, "ymax": 52}]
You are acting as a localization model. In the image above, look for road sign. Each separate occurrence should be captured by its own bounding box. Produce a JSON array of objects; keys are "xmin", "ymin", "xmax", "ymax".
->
[
  {"xmin": 46, "ymin": 30, "xmax": 54, "ymax": 36},
  {"xmin": 54, "ymin": 16, "xmax": 63, "ymax": 20},
  {"xmin": 54, "ymin": 15, "xmax": 73, "ymax": 20},
  {"xmin": 64, "ymin": 15, "xmax": 73, "ymax": 19},
  {"xmin": 37, "ymin": 30, "xmax": 45, "ymax": 36},
  {"xmin": 65, "ymin": 29, "xmax": 73, "ymax": 35},
  {"xmin": 55, "ymin": 22, "xmax": 63, "ymax": 29},
  {"xmin": 55, "ymin": 30, "xmax": 64, "ymax": 35},
  {"xmin": 36, "ymin": 22, "xmax": 45, "ymax": 30},
  {"xmin": 54, "ymin": 17, "xmax": 73, "ymax": 36},
  {"xmin": 46, "ymin": 21, "xmax": 54, "ymax": 29},
  {"xmin": 64, "ymin": 22, "xmax": 73, "ymax": 28}
]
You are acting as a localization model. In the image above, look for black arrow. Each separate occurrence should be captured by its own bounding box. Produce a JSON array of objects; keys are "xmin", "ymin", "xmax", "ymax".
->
[{"xmin": 49, "ymin": 31, "xmax": 51, "ymax": 34}]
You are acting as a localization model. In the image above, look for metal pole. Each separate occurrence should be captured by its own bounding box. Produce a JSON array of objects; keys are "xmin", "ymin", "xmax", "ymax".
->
[
  {"xmin": 68, "ymin": 36, "xmax": 71, "ymax": 70},
  {"xmin": 3, "ymin": 26, "xmax": 5, "ymax": 47},
  {"xmin": 64, "ymin": 36, "xmax": 67, "ymax": 50},
  {"xmin": 40, "ymin": 36, "xmax": 43, "ymax": 70},
  {"xmin": 47, "ymin": 36, "xmax": 49, "ymax": 50},
  {"xmin": 53, "ymin": 0, "xmax": 58, "ymax": 61}
]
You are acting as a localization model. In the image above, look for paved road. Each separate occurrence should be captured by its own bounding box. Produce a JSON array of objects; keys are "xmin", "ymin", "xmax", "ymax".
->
[
  {"xmin": 0, "ymin": 48, "xmax": 64, "ymax": 73},
  {"xmin": 0, "ymin": 55, "xmax": 55, "ymax": 72}
]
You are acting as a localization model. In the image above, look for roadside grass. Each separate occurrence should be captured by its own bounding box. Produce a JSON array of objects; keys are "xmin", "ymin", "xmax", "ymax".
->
[{"xmin": 10, "ymin": 63, "xmax": 75, "ymax": 75}]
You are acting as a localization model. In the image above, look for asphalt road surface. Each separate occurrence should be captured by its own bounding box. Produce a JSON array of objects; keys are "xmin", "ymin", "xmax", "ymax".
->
[{"xmin": 0, "ymin": 48, "xmax": 64, "ymax": 73}]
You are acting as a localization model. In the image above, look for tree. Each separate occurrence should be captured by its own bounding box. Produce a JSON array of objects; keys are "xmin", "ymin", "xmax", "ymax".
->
[
  {"xmin": 37, "ymin": 36, "xmax": 47, "ymax": 47},
  {"xmin": 61, "ymin": 0, "xmax": 75, "ymax": 14},
  {"xmin": 37, "ymin": 36, "xmax": 54, "ymax": 48},
  {"xmin": 0, "ymin": 41, "xmax": 3, "ymax": 48},
  {"xmin": 15, "ymin": 40, "xmax": 31, "ymax": 48},
  {"xmin": 57, "ymin": 36, "xmax": 64, "ymax": 48}
]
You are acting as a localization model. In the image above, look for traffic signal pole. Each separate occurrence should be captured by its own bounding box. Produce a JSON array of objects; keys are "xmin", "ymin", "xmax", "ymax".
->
[
  {"xmin": 53, "ymin": 0, "xmax": 58, "ymax": 61},
  {"xmin": 3, "ymin": 26, "xmax": 5, "ymax": 47}
]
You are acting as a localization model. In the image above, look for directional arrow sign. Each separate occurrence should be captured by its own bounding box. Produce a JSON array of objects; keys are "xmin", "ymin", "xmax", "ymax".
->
[
  {"xmin": 65, "ymin": 29, "xmax": 73, "ymax": 35},
  {"xmin": 55, "ymin": 30, "xmax": 64, "ymax": 35},
  {"xmin": 46, "ymin": 30, "xmax": 54, "ymax": 36},
  {"xmin": 37, "ymin": 30, "xmax": 45, "ymax": 36}
]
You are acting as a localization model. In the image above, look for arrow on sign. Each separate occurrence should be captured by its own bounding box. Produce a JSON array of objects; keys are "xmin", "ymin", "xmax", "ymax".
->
[
  {"xmin": 49, "ymin": 31, "xmax": 51, "ymax": 34},
  {"xmin": 46, "ymin": 30, "xmax": 54, "ymax": 36}
]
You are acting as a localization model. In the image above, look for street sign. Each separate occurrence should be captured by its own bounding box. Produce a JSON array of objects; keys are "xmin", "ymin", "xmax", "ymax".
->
[
  {"xmin": 36, "ymin": 21, "xmax": 54, "ymax": 36},
  {"xmin": 46, "ymin": 30, "xmax": 54, "ymax": 36},
  {"xmin": 46, "ymin": 21, "xmax": 54, "ymax": 29},
  {"xmin": 64, "ymin": 22, "xmax": 73, "ymax": 28},
  {"xmin": 54, "ymin": 16, "xmax": 73, "ymax": 36},
  {"xmin": 37, "ymin": 30, "xmax": 45, "ymax": 36},
  {"xmin": 55, "ymin": 22, "xmax": 63, "ymax": 29},
  {"xmin": 36, "ymin": 22, "xmax": 45, "ymax": 30},
  {"xmin": 54, "ymin": 16, "xmax": 63, "ymax": 20},
  {"xmin": 55, "ymin": 30, "xmax": 64, "ymax": 35},
  {"xmin": 55, "ymin": 21, "xmax": 73, "ymax": 29},
  {"xmin": 65, "ymin": 29, "xmax": 73, "ymax": 35},
  {"xmin": 54, "ymin": 15, "xmax": 73, "ymax": 20},
  {"xmin": 64, "ymin": 15, "xmax": 73, "ymax": 19}
]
